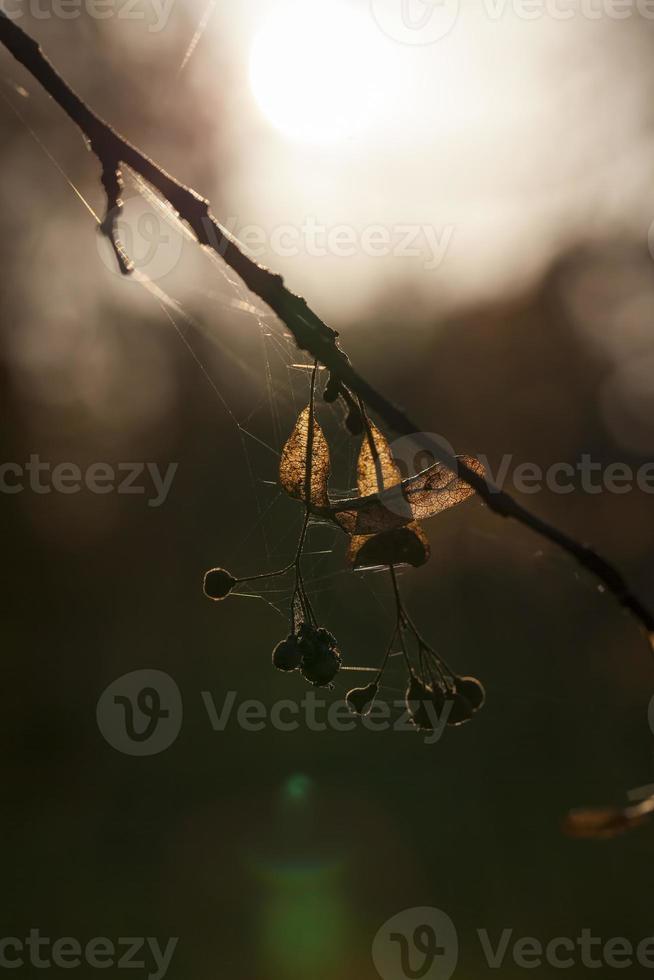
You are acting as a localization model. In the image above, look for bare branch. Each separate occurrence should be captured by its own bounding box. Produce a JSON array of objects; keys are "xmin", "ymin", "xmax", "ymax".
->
[{"xmin": 1, "ymin": 11, "xmax": 652, "ymax": 647}]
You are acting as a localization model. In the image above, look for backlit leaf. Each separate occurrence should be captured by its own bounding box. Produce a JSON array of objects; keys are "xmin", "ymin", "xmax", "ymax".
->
[
  {"xmin": 347, "ymin": 422, "xmax": 429, "ymax": 568},
  {"xmin": 563, "ymin": 807, "xmax": 637, "ymax": 840},
  {"xmin": 330, "ymin": 455, "xmax": 484, "ymax": 535},
  {"xmin": 563, "ymin": 795, "xmax": 654, "ymax": 839},
  {"xmin": 357, "ymin": 421, "xmax": 401, "ymax": 495},
  {"xmin": 348, "ymin": 523, "xmax": 430, "ymax": 569},
  {"xmin": 406, "ymin": 455, "xmax": 484, "ymax": 521},
  {"xmin": 279, "ymin": 406, "xmax": 330, "ymax": 508}
]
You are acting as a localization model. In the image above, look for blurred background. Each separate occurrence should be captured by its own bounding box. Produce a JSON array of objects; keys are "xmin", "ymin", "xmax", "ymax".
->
[{"xmin": 2, "ymin": 0, "xmax": 654, "ymax": 976}]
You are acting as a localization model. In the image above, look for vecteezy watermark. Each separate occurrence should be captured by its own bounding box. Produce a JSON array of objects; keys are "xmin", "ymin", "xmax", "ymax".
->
[
  {"xmin": 388, "ymin": 432, "xmax": 654, "ymax": 496},
  {"xmin": 96, "ymin": 209, "xmax": 454, "ymax": 278},
  {"xmin": 223, "ymin": 217, "xmax": 455, "ymax": 271},
  {"xmin": 0, "ymin": 931, "xmax": 178, "ymax": 978},
  {"xmin": 477, "ymin": 0, "xmax": 654, "ymax": 21},
  {"xmin": 373, "ymin": 906, "xmax": 654, "ymax": 977},
  {"xmin": 201, "ymin": 689, "xmax": 452, "ymax": 745},
  {"xmin": 0, "ymin": 0, "xmax": 176, "ymax": 32},
  {"xmin": 96, "ymin": 670, "xmax": 456, "ymax": 756},
  {"xmin": 474, "ymin": 930, "xmax": 654, "ymax": 970},
  {"xmin": 370, "ymin": 0, "xmax": 461, "ymax": 45},
  {"xmin": 0, "ymin": 456, "xmax": 177, "ymax": 507},
  {"xmin": 370, "ymin": 0, "xmax": 654, "ymax": 45}
]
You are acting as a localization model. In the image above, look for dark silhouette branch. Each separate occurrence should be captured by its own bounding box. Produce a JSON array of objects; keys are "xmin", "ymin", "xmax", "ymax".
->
[{"xmin": 1, "ymin": 11, "xmax": 653, "ymax": 648}]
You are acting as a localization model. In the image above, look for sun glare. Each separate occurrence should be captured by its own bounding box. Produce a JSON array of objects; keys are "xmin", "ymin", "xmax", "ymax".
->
[{"xmin": 248, "ymin": 0, "xmax": 390, "ymax": 145}]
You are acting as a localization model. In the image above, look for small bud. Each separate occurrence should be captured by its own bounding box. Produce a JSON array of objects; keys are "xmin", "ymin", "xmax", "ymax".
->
[
  {"xmin": 272, "ymin": 634, "xmax": 302, "ymax": 672},
  {"xmin": 346, "ymin": 682, "xmax": 379, "ymax": 716},
  {"xmin": 455, "ymin": 676, "xmax": 485, "ymax": 713},
  {"xmin": 203, "ymin": 567, "xmax": 237, "ymax": 601}
]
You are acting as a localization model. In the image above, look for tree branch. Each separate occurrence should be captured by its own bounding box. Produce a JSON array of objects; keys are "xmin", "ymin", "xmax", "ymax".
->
[{"xmin": 1, "ymin": 11, "xmax": 652, "ymax": 647}]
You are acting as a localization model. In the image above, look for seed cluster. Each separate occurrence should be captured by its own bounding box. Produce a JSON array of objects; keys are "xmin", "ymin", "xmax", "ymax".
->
[
  {"xmin": 202, "ymin": 371, "xmax": 487, "ymax": 741},
  {"xmin": 272, "ymin": 624, "xmax": 342, "ymax": 688},
  {"xmin": 404, "ymin": 673, "xmax": 485, "ymax": 733}
]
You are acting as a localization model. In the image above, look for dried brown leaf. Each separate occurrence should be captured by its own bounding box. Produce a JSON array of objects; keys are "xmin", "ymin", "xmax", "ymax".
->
[
  {"xmin": 279, "ymin": 406, "xmax": 330, "ymax": 507},
  {"xmin": 563, "ymin": 808, "xmax": 632, "ymax": 840},
  {"xmin": 347, "ymin": 422, "xmax": 429, "ymax": 567},
  {"xmin": 348, "ymin": 523, "xmax": 430, "ymax": 569},
  {"xmin": 331, "ymin": 455, "xmax": 484, "ymax": 535},
  {"xmin": 563, "ymin": 802, "xmax": 653, "ymax": 840},
  {"xmin": 406, "ymin": 455, "xmax": 484, "ymax": 520},
  {"xmin": 357, "ymin": 421, "xmax": 401, "ymax": 495}
]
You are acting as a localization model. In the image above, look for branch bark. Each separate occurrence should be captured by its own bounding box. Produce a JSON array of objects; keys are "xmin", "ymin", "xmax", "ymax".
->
[{"xmin": 1, "ymin": 11, "xmax": 653, "ymax": 646}]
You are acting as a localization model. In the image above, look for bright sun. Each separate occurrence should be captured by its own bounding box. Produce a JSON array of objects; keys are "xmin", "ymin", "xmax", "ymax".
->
[{"xmin": 248, "ymin": 0, "xmax": 390, "ymax": 145}]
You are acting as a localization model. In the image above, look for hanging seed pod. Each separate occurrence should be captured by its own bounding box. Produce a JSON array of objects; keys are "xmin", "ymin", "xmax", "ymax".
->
[
  {"xmin": 429, "ymin": 680, "xmax": 447, "ymax": 714},
  {"xmin": 297, "ymin": 623, "xmax": 342, "ymax": 687},
  {"xmin": 455, "ymin": 675, "xmax": 485, "ymax": 713},
  {"xmin": 272, "ymin": 634, "xmax": 302, "ymax": 672},
  {"xmin": 346, "ymin": 682, "xmax": 379, "ymax": 716},
  {"xmin": 447, "ymin": 690, "xmax": 474, "ymax": 727},
  {"xmin": 301, "ymin": 645, "xmax": 342, "ymax": 687},
  {"xmin": 315, "ymin": 626, "xmax": 338, "ymax": 650},
  {"xmin": 405, "ymin": 676, "xmax": 436, "ymax": 732},
  {"xmin": 203, "ymin": 567, "xmax": 237, "ymax": 601}
]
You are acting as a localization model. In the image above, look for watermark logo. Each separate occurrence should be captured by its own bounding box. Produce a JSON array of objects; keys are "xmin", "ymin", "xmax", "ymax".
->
[
  {"xmin": 370, "ymin": 0, "xmax": 460, "ymax": 44},
  {"xmin": 381, "ymin": 432, "xmax": 460, "ymax": 520},
  {"xmin": 372, "ymin": 907, "xmax": 459, "ymax": 980},
  {"xmin": 96, "ymin": 200, "xmax": 184, "ymax": 280},
  {"xmin": 389, "ymin": 432, "xmax": 458, "ymax": 482},
  {"xmin": 97, "ymin": 670, "xmax": 182, "ymax": 756}
]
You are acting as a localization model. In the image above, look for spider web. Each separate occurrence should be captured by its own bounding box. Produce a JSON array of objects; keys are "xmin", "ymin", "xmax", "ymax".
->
[{"xmin": 0, "ymin": 78, "xmax": 408, "ymax": 696}]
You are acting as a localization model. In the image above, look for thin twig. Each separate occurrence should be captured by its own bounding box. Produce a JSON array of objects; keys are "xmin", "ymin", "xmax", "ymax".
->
[{"xmin": 1, "ymin": 12, "xmax": 652, "ymax": 647}]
